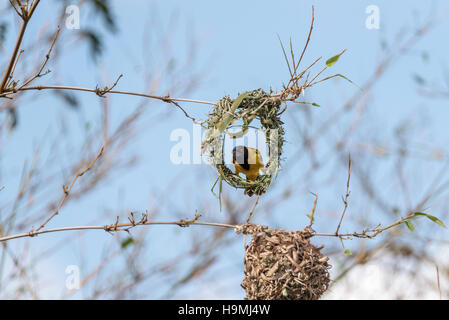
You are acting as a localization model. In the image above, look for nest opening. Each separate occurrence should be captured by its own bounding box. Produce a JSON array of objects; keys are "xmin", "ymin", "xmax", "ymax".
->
[
  {"xmin": 236, "ymin": 224, "xmax": 331, "ymax": 300},
  {"xmin": 202, "ymin": 89, "xmax": 285, "ymax": 196}
]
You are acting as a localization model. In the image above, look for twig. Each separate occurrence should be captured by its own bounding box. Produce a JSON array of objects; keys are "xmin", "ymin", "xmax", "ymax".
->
[
  {"xmin": 175, "ymin": 211, "xmax": 202, "ymax": 227},
  {"xmin": 35, "ymin": 145, "xmax": 104, "ymax": 232},
  {"xmin": 306, "ymin": 72, "xmax": 344, "ymax": 88},
  {"xmin": 95, "ymin": 74, "xmax": 123, "ymax": 97},
  {"xmin": 281, "ymin": 6, "xmax": 315, "ymax": 92},
  {"xmin": 276, "ymin": 7, "xmax": 322, "ymax": 103},
  {"xmin": 335, "ymin": 154, "xmax": 351, "ymax": 235},
  {"xmin": 0, "ymin": 0, "xmax": 40, "ymax": 92},
  {"xmin": 436, "ymin": 264, "xmax": 442, "ymax": 300},
  {"xmin": 295, "ymin": 6, "xmax": 314, "ymax": 74},
  {"xmin": 18, "ymin": 26, "xmax": 60, "ymax": 89},
  {"xmin": 9, "ymin": 0, "xmax": 23, "ymax": 18},
  {"xmin": 0, "ymin": 84, "xmax": 214, "ymax": 123},
  {"xmin": 164, "ymin": 98, "xmax": 198, "ymax": 123},
  {"xmin": 6, "ymin": 49, "xmax": 24, "ymax": 88},
  {"xmin": 0, "ymin": 18, "xmax": 28, "ymax": 91},
  {"xmin": 312, "ymin": 212, "xmax": 418, "ymax": 239},
  {"xmin": 305, "ymin": 48, "xmax": 346, "ymax": 88},
  {"xmin": 308, "ymin": 192, "xmax": 318, "ymax": 227},
  {"xmin": 0, "ymin": 84, "xmax": 216, "ymax": 106},
  {"xmin": 0, "ymin": 219, "xmax": 238, "ymax": 243},
  {"xmin": 246, "ymin": 196, "xmax": 261, "ymax": 223}
]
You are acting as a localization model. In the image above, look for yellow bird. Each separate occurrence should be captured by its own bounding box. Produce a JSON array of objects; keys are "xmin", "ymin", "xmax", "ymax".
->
[{"xmin": 232, "ymin": 146, "xmax": 264, "ymax": 181}]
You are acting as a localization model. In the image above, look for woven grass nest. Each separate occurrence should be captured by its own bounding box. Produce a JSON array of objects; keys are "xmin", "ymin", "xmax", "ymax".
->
[
  {"xmin": 202, "ymin": 89, "xmax": 285, "ymax": 196},
  {"xmin": 236, "ymin": 224, "xmax": 331, "ymax": 300}
]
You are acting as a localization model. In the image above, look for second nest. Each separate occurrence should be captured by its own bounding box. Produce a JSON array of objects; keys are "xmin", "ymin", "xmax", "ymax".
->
[{"xmin": 237, "ymin": 224, "xmax": 331, "ymax": 300}]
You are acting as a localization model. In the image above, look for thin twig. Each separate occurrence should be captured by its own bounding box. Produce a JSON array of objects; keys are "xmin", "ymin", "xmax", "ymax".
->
[
  {"xmin": 308, "ymin": 192, "xmax": 318, "ymax": 227},
  {"xmin": 9, "ymin": 0, "xmax": 23, "ymax": 18},
  {"xmin": 335, "ymin": 154, "xmax": 351, "ymax": 235},
  {"xmin": 436, "ymin": 264, "xmax": 442, "ymax": 300},
  {"xmin": 0, "ymin": 0, "xmax": 40, "ymax": 91},
  {"xmin": 0, "ymin": 19, "xmax": 28, "ymax": 91},
  {"xmin": 35, "ymin": 145, "xmax": 104, "ymax": 232},
  {"xmin": 6, "ymin": 49, "xmax": 24, "ymax": 88},
  {"xmin": 0, "ymin": 84, "xmax": 216, "ymax": 106},
  {"xmin": 313, "ymin": 212, "xmax": 418, "ymax": 239},
  {"xmin": 246, "ymin": 196, "xmax": 261, "ymax": 223},
  {"xmin": 18, "ymin": 26, "xmax": 60, "ymax": 89},
  {"xmin": 295, "ymin": 6, "xmax": 314, "ymax": 73},
  {"xmin": 0, "ymin": 219, "xmax": 238, "ymax": 243},
  {"xmin": 94, "ymin": 74, "xmax": 123, "ymax": 97}
]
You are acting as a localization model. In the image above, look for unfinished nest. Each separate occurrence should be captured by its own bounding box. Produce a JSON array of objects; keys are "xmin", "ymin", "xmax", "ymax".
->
[
  {"xmin": 236, "ymin": 224, "xmax": 331, "ymax": 300},
  {"xmin": 202, "ymin": 89, "xmax": 285, "ymax": 196}
]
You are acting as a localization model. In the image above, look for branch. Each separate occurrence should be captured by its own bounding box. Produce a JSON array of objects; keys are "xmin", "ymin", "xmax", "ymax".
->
[
  {"xmin": 34, "ymin": 145, "xmax": 104, "ymax": 232},
  {"xmin": 18, "ymin": 26, "xmax": 60, "ymax": 89},
  {"xmin": 0, "ymin": 83, "xmax": 215, "ymax": 123},
  {"xmin": 0, "ymin": 0, "xmax": 40, "ymax": 92},
  {"xmin": 0, "ymin": 84, "xmax": 215, "ymax": 106},
  {"xmin": 335, "ymin": 154, "xmax": 351, "ymax": 234},
  {"xmin": 307, "ymin": 192, "xmax": 318, "ymax": 227},
  {"xmin": 0, "ymin": 216, "xmax": 237, "ymax": 243},
  {"xmin": 312, "ymin": 212, "xmax": 435, "ymax": 239}
]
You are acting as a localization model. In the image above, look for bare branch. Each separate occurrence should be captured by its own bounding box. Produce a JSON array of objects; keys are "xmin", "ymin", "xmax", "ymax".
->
[
  {"xmin": 0, "ymin": 217, "xmax": 237, "ymax": 243},
  {"xmin": 335, "ymin": 154, "xmax": 351, "ymax": 235},
  {"xmin": 18, "ymin": 26, "xmax": 60, "ymax": 89},
  {"xmin": 35, "ymin": 145, "xmax": 105, "ymax": 232},
  {"xmin": 0, "ymin": 0, "xmax": 40, "ymax": 91}
]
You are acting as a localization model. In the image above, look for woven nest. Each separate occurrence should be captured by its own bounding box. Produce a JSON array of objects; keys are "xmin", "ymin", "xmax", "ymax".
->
[
  {"xmin": 236, "ymin": 224, "xmax": 331, "ymax": 300},
  {"xmin": 202, "ymin": 89, "xmax": 285, "ymax": 196}
]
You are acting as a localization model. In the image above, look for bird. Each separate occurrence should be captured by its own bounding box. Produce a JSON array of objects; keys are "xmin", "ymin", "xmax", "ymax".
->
[{"xmin": 232, "ymin": 146, "xmax": 264, "ymax": 181}]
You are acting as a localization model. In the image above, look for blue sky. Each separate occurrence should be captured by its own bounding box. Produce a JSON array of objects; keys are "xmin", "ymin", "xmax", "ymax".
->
[{"xmin": 1, "ymin": 0, "xmax": 449, "ymax": 299}]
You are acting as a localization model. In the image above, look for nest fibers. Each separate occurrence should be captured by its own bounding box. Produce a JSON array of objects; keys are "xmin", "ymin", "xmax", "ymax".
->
[
  {"xmin": 201, "ymin": 89, "xmax": 285, "ymax": 196},
  {"xmin": 236, "ymin": 224, "xmax": 331, "ymax": 300}
]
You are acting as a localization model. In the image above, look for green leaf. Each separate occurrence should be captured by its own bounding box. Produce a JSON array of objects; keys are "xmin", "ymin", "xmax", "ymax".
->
[
  {"xmin": 413, "ymin": 212, "xmax": 446, "ymax": 228},
  {"xmin": 326, "ymin": 49, "xmax": 346, "ymax": 67},
  {"xmin": 121, "ymin": 237, "xmax": 134, "ymax": 249},
  {"xmin": 277, "ymin": 34, "xmax": 293, "ymax": 77},
  {"xmin": 344, "ymin": 249, "xmax": 352, "ymax": 255},
  {"xmin": 334, "ymin": 74, "xmax": 362, "ymax": 90},
  {"xmin": 403, "ymin": 220, "xmax": 415, "ymax": 232},
  {"xmin": 292, "ymin": 101, "xmax": 320, "ymax": 107},
  {"xmin": 216, "ymin": 92, "xmax": 249, "ymax": 132},
  {"xmin": 226, "ymin": 117, "xmax": 249, "ymax": 138}
]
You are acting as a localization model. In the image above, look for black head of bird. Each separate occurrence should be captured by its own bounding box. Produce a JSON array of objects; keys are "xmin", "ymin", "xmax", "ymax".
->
[{"xmin": 232, "ymin": 146, "xmax": 264, "ymax": 181}]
